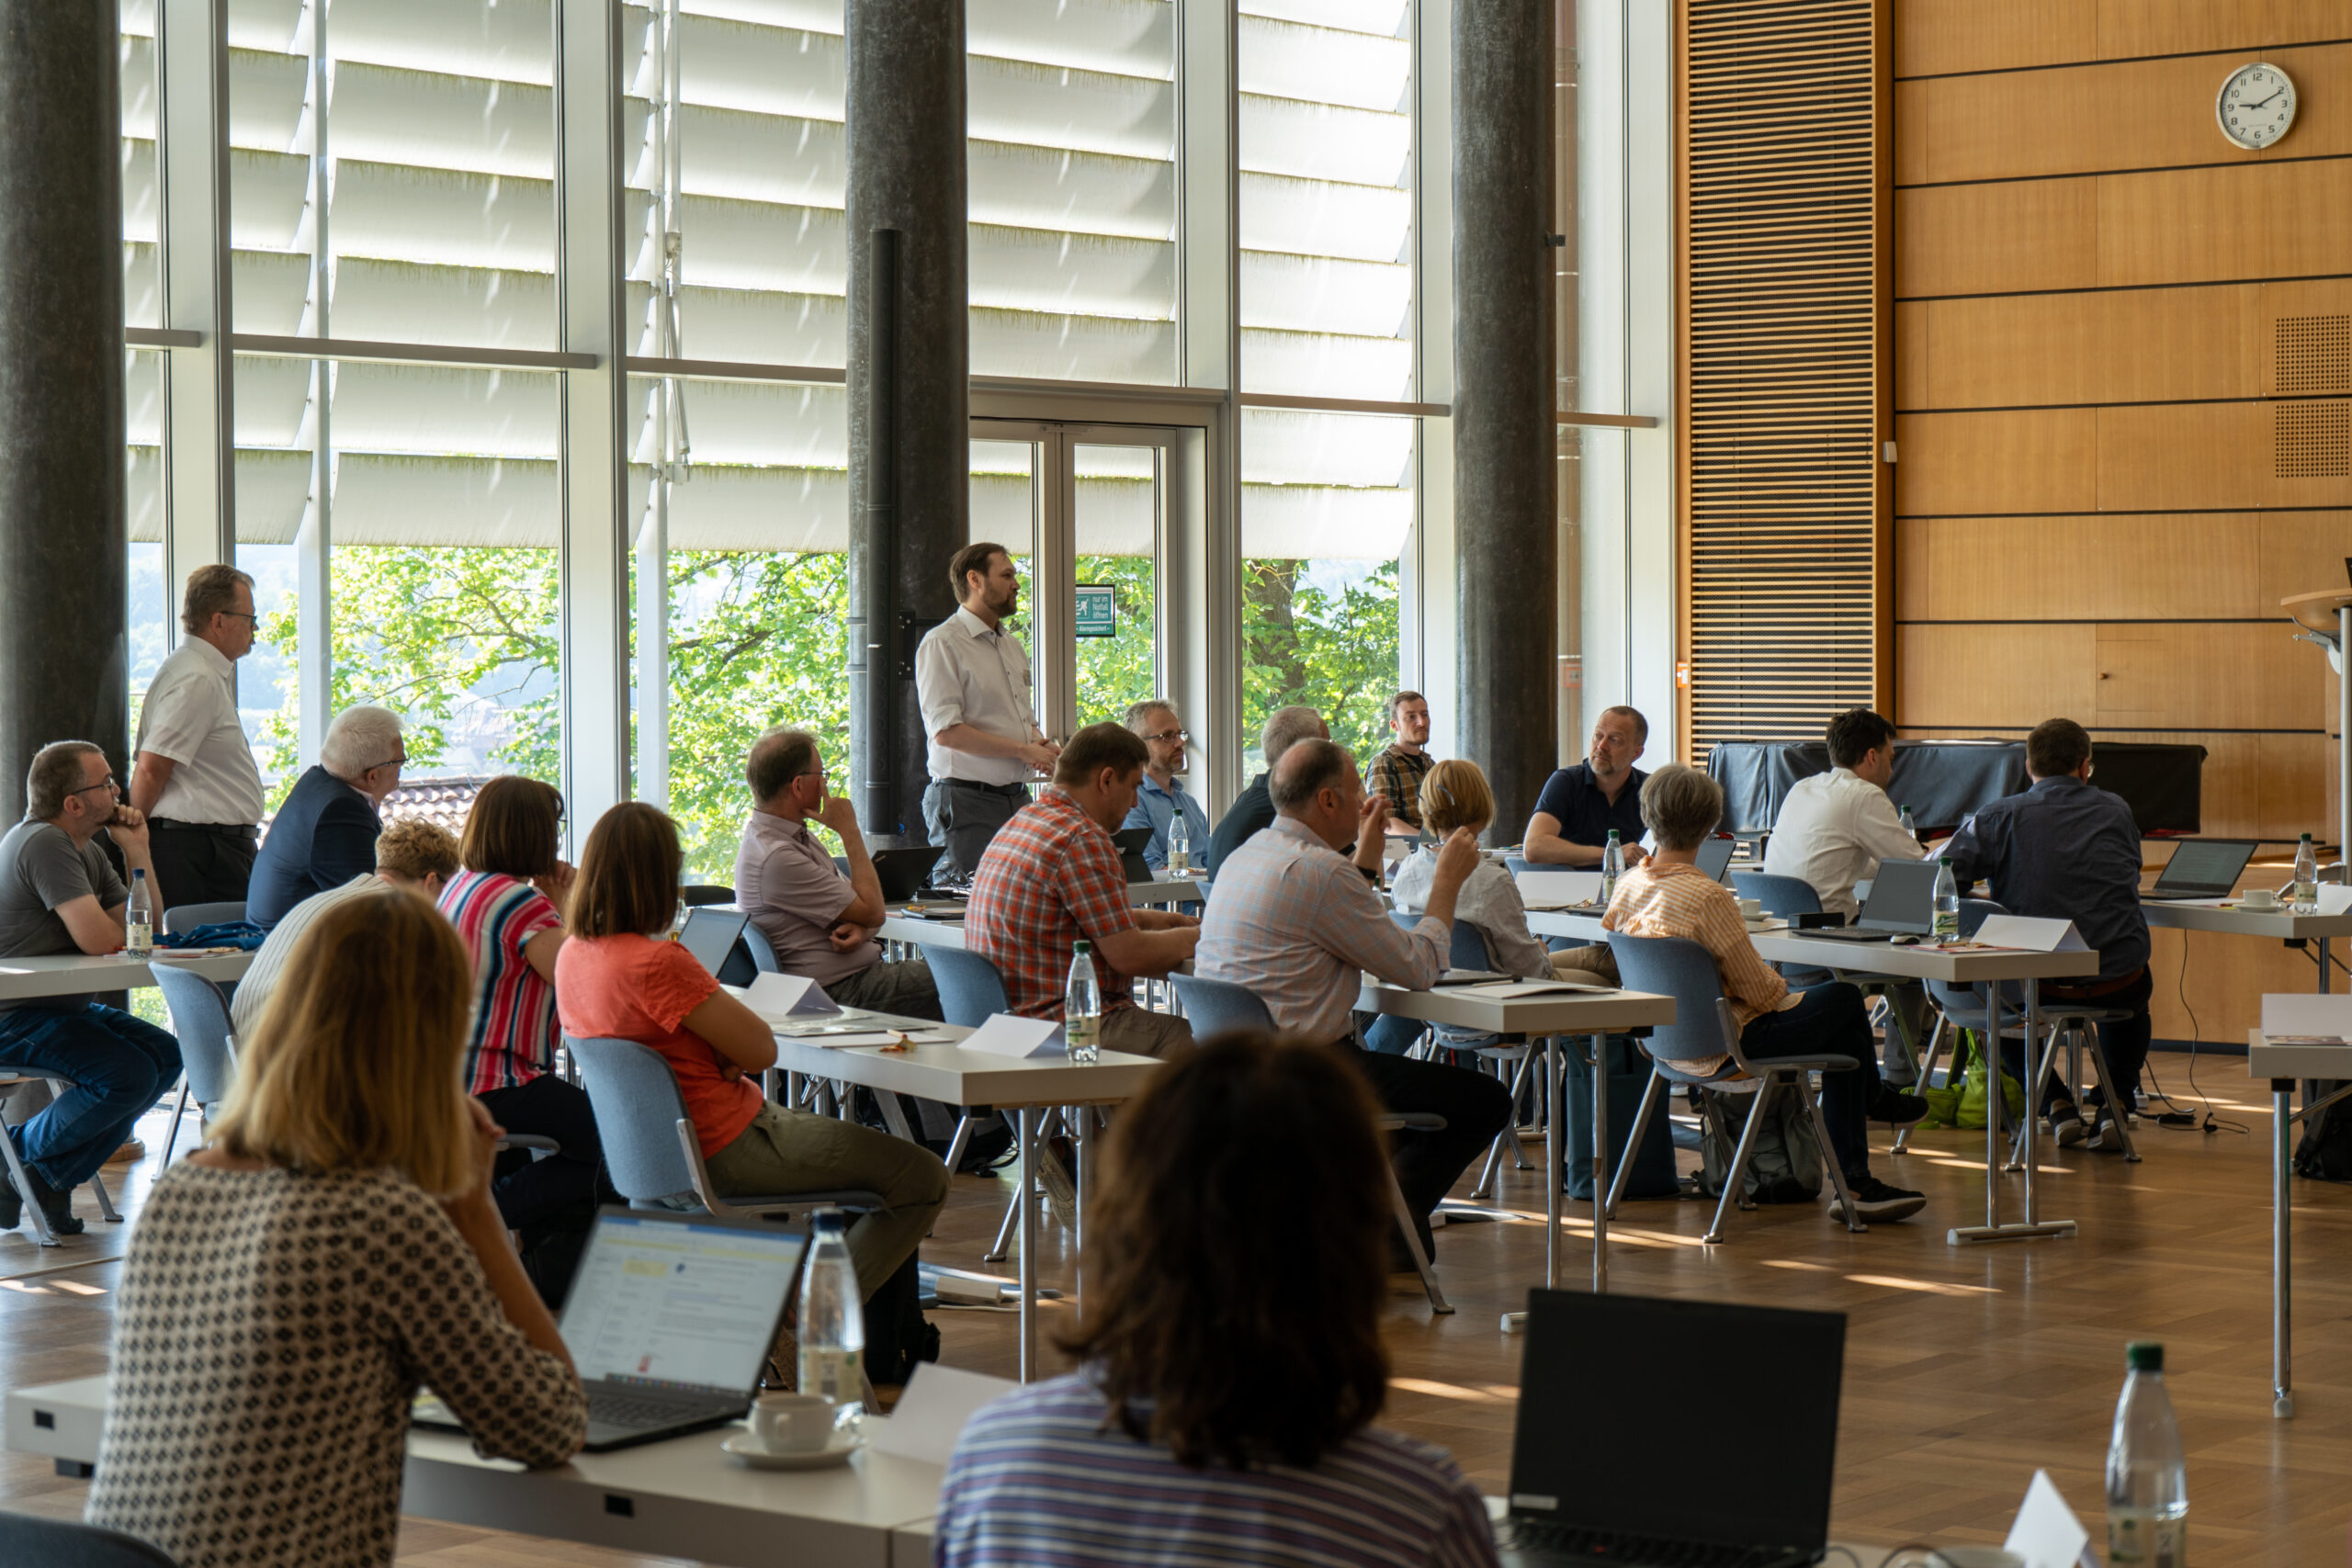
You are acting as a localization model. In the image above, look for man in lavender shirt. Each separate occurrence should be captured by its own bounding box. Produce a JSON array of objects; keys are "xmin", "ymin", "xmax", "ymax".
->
[{"xmin": 734, "ymin": 728, "xmax": 943, "ymax": 1021}]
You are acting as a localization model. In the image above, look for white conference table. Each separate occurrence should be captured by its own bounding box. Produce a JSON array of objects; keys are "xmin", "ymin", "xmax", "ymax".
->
[
  {"xmin": 753, "ymin": 1003, "xmax": 1164, "ymax": 1381},
  {"xmin": 2140, "ymin": 897, "xmax": 2352, "ymax": 993},
  {"xmin": 1527, "ymin": 907, "xmax": 2098, "ymax": 1246},
  {"xmin": 2246, "ymin": 1025, "xmax": 2352, "ymax": 1420},
  {"xmin": 0, "ymin": 948, "xmax": 251, "ymax": 1002},
  {"xmin": 1353, "ymin": 978, "xmax": 1676, "ymax": 1327},
  {"xmin": 6, "ymin": 1374, "xmax": 943, "ymax": 1568}
]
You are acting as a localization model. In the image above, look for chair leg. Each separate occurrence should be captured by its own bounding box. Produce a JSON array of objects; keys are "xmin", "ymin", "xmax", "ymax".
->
[
  {"xmin": 1804, "ymin": 1079, "xmax": 1865, "ymax": 1234},
  {"xmin": 2008, "ymin": 1025, "xmax": 2066, "ymax": 1170},
  {"xmin": 1603, "ymin": 1068, "xmax": 1665, "ymax": 1221},
  {"xmin": 983, "ymin": 1172, "xmax": 1023, "ymax": 1263},
  {"xmin": 942, "ymin": 1114, "xmax": 973, "ymax": 1177},
  {"xmin": 157, "ymin": 1079, "xmax": 191, "ymax": 1168},
  {"xmin": 1503, "ymin": 1050, "xmax": 1537, "ymax": 1169},
  {"xmin": 2081, "ymin": 1032, "xmax": 2143, "ymax": 1163},
  {"xmin": 0, "ymin": 1122, "xmax": 55, "ymax": 1247},
  {"xmin": 85, "ymin": 1168, "xmax": 119, "ymax": 1224},
  {"xmin": 1892, "ymin": 1014, "xmax": 1947, "ymax": 1155},
  {"xmin": 1702, "ymin": 1079, "xmax": 1777, "ymax": 1245},
  {"xmin": 1382, "ymin": 1160, "xmax": 1452, "ymax": 1314}
]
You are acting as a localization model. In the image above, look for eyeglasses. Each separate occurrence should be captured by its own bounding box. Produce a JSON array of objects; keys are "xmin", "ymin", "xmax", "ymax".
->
[
  {"xmin": 218, "ymin": 610, "xmax": 260, "ymax": 626},
  {"xmin": 1141, "ymin": 728, "xmax": 1189, "ymax": 744},
  {"xmin": 71, "ymin": 775, "xmax": 119, "ymax": 799},
  {"xmin": 365, "ymin": 754, "xmax": 407, "ymax": 773}
]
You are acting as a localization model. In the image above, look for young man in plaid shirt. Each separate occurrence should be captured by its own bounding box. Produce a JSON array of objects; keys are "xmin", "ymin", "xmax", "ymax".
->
[{"xmin": 967, "ymin": 724, "xmax": 1201, "ymax": 1060}]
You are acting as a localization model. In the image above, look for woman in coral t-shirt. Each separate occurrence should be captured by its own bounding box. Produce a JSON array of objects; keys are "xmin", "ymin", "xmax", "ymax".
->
[{"xmin": 554, "ymin": 804, "xmax": 948, "ymax": 1324}]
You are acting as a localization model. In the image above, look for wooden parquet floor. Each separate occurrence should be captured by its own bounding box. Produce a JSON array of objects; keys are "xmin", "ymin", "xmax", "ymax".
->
[{"xmin": 3, "ymin": 1050, "xmax": 2348, "ymax": 1563}]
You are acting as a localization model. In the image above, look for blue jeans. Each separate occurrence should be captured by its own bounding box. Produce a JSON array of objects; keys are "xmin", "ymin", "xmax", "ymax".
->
[
  {"xmin": 1364, "ymin": 1013, "xmax": 1422, "ymax": 1055},
  {"xmin": 0, "ymin": 1005, "xmax": 181, "ymax": 1190},
  {"xmin": 1737, "ymin": 983, "xmax": 1879, "ymax": 1181}
]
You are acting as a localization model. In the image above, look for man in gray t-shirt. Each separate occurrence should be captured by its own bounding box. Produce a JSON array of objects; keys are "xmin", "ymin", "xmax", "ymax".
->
[{"xmin": 0, "ymin": 743, "xmax": 182, "ymax": 1236}]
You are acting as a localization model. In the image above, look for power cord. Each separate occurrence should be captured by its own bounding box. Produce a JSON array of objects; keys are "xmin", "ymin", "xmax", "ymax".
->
[{"xmin": 2135, "ymin": 937, "xmax": 2244, "ymax": 1135}]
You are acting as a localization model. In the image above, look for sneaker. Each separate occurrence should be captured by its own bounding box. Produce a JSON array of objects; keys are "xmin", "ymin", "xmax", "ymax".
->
[
  {"xmin": 1036, "ymin": 1142, "xmax": 1078, "ymax": 1230},
  {"xmin": 105, "ymin": 1139, "xmax": 144, "ymax": 1166},
  {"xmin": 0, "ymin": 1179, "xmax": 18, "ymax": 1230},
  {"xmin": 1868, "ymin": 1088, "xmax": 1932, "ymax": 1125},
  {"xmin": 2047, "ymin": 1100, "xmax": 2087, "ymax": 1147},
  {"xmin": 2087, "ymin": 1114, "xmax": 2126, "ymax": 1153},
  {"xmin": 23, "ymin": 1169, "xmax": 84, "ymax": 1236},
  {"xmin": 1826, "ymin": 1176, "xmax": 1926, "ymax": 1224}
]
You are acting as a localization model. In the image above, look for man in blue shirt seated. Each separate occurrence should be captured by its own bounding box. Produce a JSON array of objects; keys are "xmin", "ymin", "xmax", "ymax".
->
[
  {"xmin": 1522, "ymin": 705, "xmax": 1651, "ymax": 865},
  {"xmin": 245, "ymin": 705, "xmax": 405, "ymax": 927},
  {"xmin": 1939, "ymin": 717, "xmax": 2150, "ymax": 1152},
  {"xmin": 1120, "ymin": 699, "xmax": 1210, "ymax": 873}
]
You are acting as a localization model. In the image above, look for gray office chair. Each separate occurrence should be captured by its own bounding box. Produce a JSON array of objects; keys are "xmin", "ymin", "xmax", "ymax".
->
[
  {"xmin": 925, "ymin": 945, "xmax": 1011, "ymax": 1028},
  {"xmin": 150, "ymin": 964, "xmax": 241, "ymax": 1168},
  {"xmin": 0, "ymin": 1514, "xmax": 179, "ymax": 1567},
  {"xmin": 1604, "ymin": 932, "xmax": 1866, "ymax": 1241},
  {"xmin": 1170, "ymin": 974, "xmax": 1453, "ymax": 1313},
  {"xmin": 162, "ymin": 900, "xmax": 245, "ymax": 935},
  {"xmin": 1729, "ymin": 871, "xmax": 1833, "ymax": 988}
]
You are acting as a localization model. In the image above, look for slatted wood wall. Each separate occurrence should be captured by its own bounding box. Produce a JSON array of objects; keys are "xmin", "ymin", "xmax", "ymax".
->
[{"xmin": 1678, "ymin": 0, "xmax": 1893, "ymax": 760}]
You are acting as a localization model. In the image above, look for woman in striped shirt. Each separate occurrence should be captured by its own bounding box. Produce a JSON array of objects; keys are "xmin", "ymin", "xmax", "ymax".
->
[
  {"xmin": 936, "ymin": 1037, "xmax": 1501, "ymax": 1568},
  {"xmin": 437, "ymin": 776, "xmax": 606, "ymax": 1303}
]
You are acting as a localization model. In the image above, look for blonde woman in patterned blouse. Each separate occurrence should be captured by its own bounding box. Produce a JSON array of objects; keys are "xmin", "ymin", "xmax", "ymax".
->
[{"xmin": 86, "ymin": 890, "xmax": 587, "ymax": 1568}]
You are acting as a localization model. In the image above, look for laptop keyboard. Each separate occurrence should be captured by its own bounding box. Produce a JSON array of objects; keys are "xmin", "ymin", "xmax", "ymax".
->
[
  {"xmin": 587, "ymin": 1388, "xmax": 718, "ymax": 1431},
  {"xmin": 1505, "ymin": 1520, "xmax": 1789, "ymax": 1568}
]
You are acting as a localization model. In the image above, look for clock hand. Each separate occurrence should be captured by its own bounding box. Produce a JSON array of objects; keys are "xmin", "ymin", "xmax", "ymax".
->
[{"xmin": 2245, "ymin": 87, "xmax": 2285, "ymax": 108}]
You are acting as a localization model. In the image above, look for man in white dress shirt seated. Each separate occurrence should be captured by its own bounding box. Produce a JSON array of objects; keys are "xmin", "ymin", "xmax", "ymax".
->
[
  {"xmin": 130, "ymin": 564, "xmax": 268, "ymax": 910},
  {"xmin": 1763, "ymin": 706, "xmax": 1930, "ymax": 1081},
  {"xmin": 914, "ymin": 541, "xmax": 1061, "ymax": 876}
]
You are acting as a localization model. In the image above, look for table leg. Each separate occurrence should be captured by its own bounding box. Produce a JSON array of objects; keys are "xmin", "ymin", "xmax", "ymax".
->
[
  {"xmin": 1016, "ymin": 1106, "xmax": 1039, "ymax": 1383},
  {"xmin": 2021, "ymin": 977, "xmax": 2040, "ymax": 1223},
  {"xmin": 1074, "ymin": 1105, "xmax": 1090, "ymax": 1303},
  {"xmin": 1589, "ymin": 1032, "xmax": 1608, "ymax": 1295},
  {"xmin": 2274, "ymin": 1076, "xmax": 2295, "ymax": 1419},
  {"xmin": 1950, "ymin": 977, "xmax": 2076, "ymax": 1245},
  {"xmin": 2321, "ymin": 937, "xmax": 2332, "ymax": 997},
  {"xmin": 1504, "ymin": 1036, "xmax": 1563, "ymax": 1336}
]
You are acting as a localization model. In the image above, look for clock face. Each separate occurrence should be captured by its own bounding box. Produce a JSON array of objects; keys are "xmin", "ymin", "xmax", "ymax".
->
[{"xmin": 2217, "ymin": 62, "xmax": 2297, "ymax": 150}]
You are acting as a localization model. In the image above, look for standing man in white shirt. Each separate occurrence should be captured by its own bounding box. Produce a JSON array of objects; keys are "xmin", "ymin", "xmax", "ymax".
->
[
  {"xmin": 914, "ymin": 541, "xmax": 1062, "ymax": 876},
  {"xmin": 130, "ymin": 565, "xmax": 268, "ymax": 910},
  {"xmin": 1764, "ymin": 707, "xmax": 1930, "ymax": 1080}
]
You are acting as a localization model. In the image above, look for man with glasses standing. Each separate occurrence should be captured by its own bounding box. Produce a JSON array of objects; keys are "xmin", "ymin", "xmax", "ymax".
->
[
  {"xmin": 130, "ymin": 565, "xmax": 268, "ymax": 911},
  {"xmin": 243, "ymin": 705, "xmax": 408, "ymax": 928},
  {"xmin": 915, "ymin": 542, "xmax": 1060, "ymax": 877},
  {"xmin": 1119, "ymin": 699, "xmax": 1208, "ymax": 872},
  {"xmin": 737, "ymin": 727, "xmax": 942, "ymax": 1019}
]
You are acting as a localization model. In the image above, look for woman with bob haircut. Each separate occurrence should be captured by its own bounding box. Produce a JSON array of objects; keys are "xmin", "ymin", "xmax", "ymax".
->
[
  {"xmin": 554, "ymin": 803, "xmax": 948, "ymax": 1374},
  {"xmin": 86, "ymin": 891, "xmax": 586, "ymax": 1568},
  {"xmin": 934, "ymin": 1035, "xmax": 1500, "ymax": 1568}
]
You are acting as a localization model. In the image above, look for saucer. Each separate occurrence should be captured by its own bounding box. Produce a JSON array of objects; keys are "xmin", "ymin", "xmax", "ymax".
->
[{"xmin": 722, "ymin": 1428, "xmax": 863, "ymax": 1471}]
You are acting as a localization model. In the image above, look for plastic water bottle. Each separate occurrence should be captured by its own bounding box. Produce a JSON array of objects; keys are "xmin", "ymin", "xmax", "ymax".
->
[
  {"xmin": 1165, "ymin": 805, "xmax": 1191, "ymax": 874},
  {"xmin": 797, "ymin": 1208, "xmax": 865, "ymax": 1415},
  {"xmin": 1898, "ymin": 803, "xmax": 1917, "ymax": 840},
  {"xmin": 1600, "ymin": 830, "xmax": 1623, "ymax": 908},
  {"xmin": 2292, "ymin": 833, "xmax": 2319, "ymax": 914},
  {"xmin": 126, "ymin": 869, "xmax": 153, "ymax": 956},
  {"xmin": 1065, "ymin": 940, "xmax": 1102, "ymax": 1064},
  {"xmin": 2106, "ymin": 1341, "xmax": 2188, "ymax": 1567},
  {"xmin": 1932, "ymin": 857, "xmax": 1960, "ymax": 943}
]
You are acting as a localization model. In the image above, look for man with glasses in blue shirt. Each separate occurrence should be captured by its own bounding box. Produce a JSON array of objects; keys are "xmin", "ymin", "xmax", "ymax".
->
[{"xmin": 1120, "ymin": 699, "xmax": 1210, "ymax": 873}]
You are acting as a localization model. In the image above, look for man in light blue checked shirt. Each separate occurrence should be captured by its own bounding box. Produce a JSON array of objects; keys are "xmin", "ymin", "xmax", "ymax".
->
[{"xmin": 1119, "ymin": 699, "xmax": 1210, "ymax": 872}]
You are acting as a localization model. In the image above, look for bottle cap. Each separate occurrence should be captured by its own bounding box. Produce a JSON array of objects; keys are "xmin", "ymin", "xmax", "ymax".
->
[
  {"xmin": 131, "ymin": 868, "xmax": 145, "ymax": 879},
  {"xmin": 1073, "ymin": 940, "xmax": 1091, "ymax": 953},
  {"xmin": 2125, "ymin": 1340, "xmax": 2164, "ymax": 1372},
  {"xmin": 1938, "ymin": 855, "xmax": 1951, "ymax": 865},
  {"xmin": 811, "ymin": 1207, "xmax": 847, "ymax": 1235},
  {"xmin": 1606, "ymin": 829, "xmax": 1620, "ymax": 840}
]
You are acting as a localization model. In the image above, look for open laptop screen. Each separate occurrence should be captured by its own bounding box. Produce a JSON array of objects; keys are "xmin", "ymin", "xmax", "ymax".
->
[
  {"xmin": 1858, "ymin": 857, "xmax": 1940, "ymax": 931},
  {"xmin": 560, "ymin": 1210, "xmax": 806, "ymax": 1395},
  {"xmin": 2152, "ymin": 839, "xmax": 2257, "ymax": 898},
  {"xmin": 1510, "ymin": 1291, "xmax": 1843, "ymax": 1550},
  {"xmin": 1695, "ymin": 837, "xmax": 1736, "ymax": 881},
  {"xmin": 677, "ymin": 907, "xmax": 750, "ymax": 977}
]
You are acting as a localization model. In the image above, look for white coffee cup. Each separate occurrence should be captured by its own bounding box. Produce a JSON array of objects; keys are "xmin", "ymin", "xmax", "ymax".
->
[
  {"xmin": 1738, "ymin": 897, "xmax": 1762, "ymax": 919},
  {"xmin": 2242, "ymin": 887, "xmax": 2280, "ymax": 909},
  {"xmin": 749, "ymin": 1392, "xmax": 840, "ymax": 1453}
]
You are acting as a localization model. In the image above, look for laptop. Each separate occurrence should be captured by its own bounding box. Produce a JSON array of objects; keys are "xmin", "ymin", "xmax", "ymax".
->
[
  {"xmin": 1113, "ymin": 826, "xmax": 1156, "ymax": 883},
  {"xmin": 2144, "ymin": 838, "xmax": 2259, "ymax": 902},
  {"xmin": 678, "ymin": 906, "xmax": 751, "ymax": 976},
  {"xmin": 421, "ymin": 1208, "xmax": 806, "ymax": 1452},
  {"xmin": 1497, "ymin": 1290, "xmax": 1844, "ymax": 1568},
  {"xmin": 1696, "ymin": 836, "xmax": 1736, "ymax": 881},
  {"xmin": 1794, "ymin": 856, "xmax": 1939, "ymax": 942}
]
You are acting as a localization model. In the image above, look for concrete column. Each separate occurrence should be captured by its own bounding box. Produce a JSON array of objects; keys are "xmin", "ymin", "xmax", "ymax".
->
[
  {"xmin": 0, "ymin": 0, "xmax": 128, "ymax": 820},
  {"xmin": 846, "ymin": 2, "xmax": 968, "ymax": 843},
  {"xmin": 1453, "ymin": 0, "xmax": 1558, "ymax": 840}
]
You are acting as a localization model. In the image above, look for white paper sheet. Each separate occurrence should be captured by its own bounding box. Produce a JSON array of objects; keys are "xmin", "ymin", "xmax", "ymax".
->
[
  {"xmin": 1465, "ymin": 978, "xmax": 1615, "ymax": 998},
  {"xmin": 865, "ymin": 1362, "xmax": 1018, "ymax": 1467},
  {"xmin": 2260, "ymin": 992, "xmax": 2352, "ymax": 1039},
  {"xmin": 1970, "ymin": 915, "xmax": 2086, "ymax": 953},
  {"xmin": 2002, "ymin": 1469, "xmax": 2093, "ymax": 1568},
  {"xmin": 2319, "ymin": 883, "xmax": 2352, "ymax": 916},
  {"xmin": 959, "ymin": 1013, "xmax": 1065, "ymax": 1059},
  {"xmin": 1516, "ymin": 870, "xmax": 1602, "ymax": 908}
]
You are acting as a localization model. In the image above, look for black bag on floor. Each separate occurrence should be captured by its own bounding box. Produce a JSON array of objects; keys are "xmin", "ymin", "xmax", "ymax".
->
[
  {"xmin": 2293, "ymin": 1079, "xmax": 2352, "ymax": 1182},
  {"xmin": 1694, "ymin": 1083, "xmax": 1824, "ymax": 1203},
  {"xmin": 861, "ymin": 1252, "xmax": 942, "ymax": 1387},
  {"xmin": 1564, "ymin": 1035, "xmax": 1682, "ymax": 1201}
]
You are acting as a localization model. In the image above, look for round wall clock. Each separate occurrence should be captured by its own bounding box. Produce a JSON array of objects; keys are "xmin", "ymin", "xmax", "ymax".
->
[{"xmin": 2217, "ymin": 62, "xmax": 2297, "ymax": 150}]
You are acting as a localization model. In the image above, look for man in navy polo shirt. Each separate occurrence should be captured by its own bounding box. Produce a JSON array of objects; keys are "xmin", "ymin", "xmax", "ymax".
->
[{"xmin": 1522, "ymin": 705, "xmax": 1651, "ymax": 865}]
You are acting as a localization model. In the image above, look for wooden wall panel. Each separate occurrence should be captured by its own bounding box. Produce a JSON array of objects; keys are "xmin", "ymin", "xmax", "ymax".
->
[
  {"xmin": 1894, "ymin": 299, "xmax": 1929, "ymax": 410},
  {"xmin": 2099, "ymin": 162, "xmax": 2352, "ymax": 288},
  {"xmin": 2148, "ymin": 923, "xmax": 2314, "ymax": 1045},
  {"xmin": 1893, "ymin": 0, "xmax": 2094, "ymax": 79},
  {"xmin": 1895, "ymin": 625, "xmax": 2098, "ymax": 726},
  {"xmin": 1894, "ymin": 410, "xmax": 2097, "ymax": 514},
  {"xmin": 1896, "ymin": 515, "xmax": 2264, "ymax": 621},
  {"xmin": 2258, "ymin": 513, "xmax": 2352, "ymax": 607},
  {"xmin": 1895, "ymin": 179, "xmax": 2096, "ymax": 298},
  {"xmin": 2099, "ymin": 402, "xmax": 2352, "ymax": 513},
  {"xmin": 2095, "ymin": 0, "xmax": 2352, "ymax": 62},
  {"xmin": 2259, "ymin": 731, "xmax": 2335, "ymax": 840},
  {"xmin": 2093, "ymin": 624, "xmax": 2322, "ymax": 730},
  {"xmin": 1916, "ymin": 295, "xmax": 2092, "ymax": 410}
]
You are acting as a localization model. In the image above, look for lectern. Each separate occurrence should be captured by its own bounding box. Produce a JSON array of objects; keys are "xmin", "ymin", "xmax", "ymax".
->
[{"xmin": 2283, "ymin": 589, "xmax": 2352, "ymax": 853}]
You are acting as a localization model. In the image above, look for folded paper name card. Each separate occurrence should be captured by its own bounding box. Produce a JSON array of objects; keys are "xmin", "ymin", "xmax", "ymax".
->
[
  {"xmin": 1515, "ymin": 870, "xmax": 1602, "ymax": 908},
  {"xmin": 959, "ymin": 1013, "xmax": 1066, "ymax": 1059},
  {"xmin": 1970, "ymin": 915, "xmax": 2086, "ymax": 953},
  {"xmin": 743, "ymin": 972, "xmax": 840, "ymax": 1019}
]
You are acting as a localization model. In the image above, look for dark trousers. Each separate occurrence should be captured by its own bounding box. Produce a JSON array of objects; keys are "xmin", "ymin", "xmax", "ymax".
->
[
  {"xmin": 0, "ymin": 1005, "xmax": 181, "ymax": 1189},
  {"xmin": 1737, "ymin": 983, "xmax": 1878, "ymax": 1181},
  {"xmin": 478, "ymin": 1075, "xmax": 608, "ymax": 1306},
  {"xmin": 922, "ymin": 780, "xmax": 1029, "ymax": 876},
  {"xmin": 1344, "ymin": 1044, "xmax": 1513, "ymax": 1251},
  {"xmin": 1997, "ymin": 966, "xmax": 2152, "ymax": 1114},
  {"xmin": 147, "ymin": 826, "xmax": 255, "ymax": 914}
]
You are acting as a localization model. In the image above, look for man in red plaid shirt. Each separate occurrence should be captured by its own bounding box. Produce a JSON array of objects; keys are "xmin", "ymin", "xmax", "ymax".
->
[{"xmin": 967, "ymin": 724, "xmax": 1201, "ymax": 1060}]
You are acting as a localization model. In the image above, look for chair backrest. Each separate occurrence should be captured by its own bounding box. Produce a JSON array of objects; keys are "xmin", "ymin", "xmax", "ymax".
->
[
  {"xmin": 737, "ymin": 922, "xmax": 781, "ymax": 974},
  {"xmin": 681, "ymin": 884, "xmax": 736, "ymax": 908},
  {"xmin": 0, "ymin": 1514, "xmax": 181, "ymax": 1567},
  {"xmin": 1448, "ymin": 920, "xmax": 1494, "ymax": 970},
  {"xmin": 150, "ymin": 964, "xmax": 239, "ymax": 1108},
  {"xmin": 564, "ymin": 1034, "xmax": 700, "ymax": 1203},
  {"xmin": 163, "ymin": 899, "xmax": 246, "ymax": 936},
  {"xmin": 1729, "ymin": 871, "xmax": 1819, "ymax": 919},
  {"xmin": 1603, "ymin": 932, "xmax": 1739, "ymax": 1066},
  {"xmin": 925, "ymin": 944, "xmax": 1012, "ymax": 1028},
  {"xmin": 1170, "ymin": 974, "xmax": 1277, "ymax": 1039}
]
